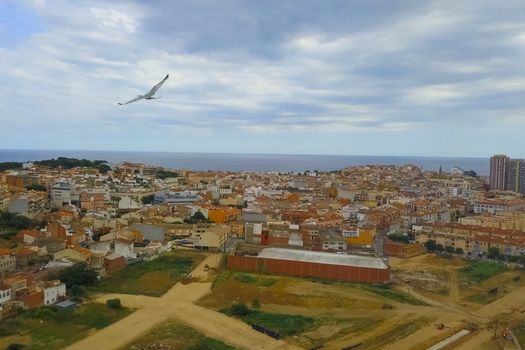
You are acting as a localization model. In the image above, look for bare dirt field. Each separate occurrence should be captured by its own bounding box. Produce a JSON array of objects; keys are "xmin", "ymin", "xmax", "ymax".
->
[
  {"xmin": 65, "ymin": 254, "xmax": 302, "ymax": 350},
  {"xmin": 62, "ymin": 252, "xmax": 525, "ymax": 350}
]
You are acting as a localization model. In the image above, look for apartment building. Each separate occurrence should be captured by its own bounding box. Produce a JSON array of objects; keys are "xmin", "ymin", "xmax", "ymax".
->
[{"xmin": 415, "ymin": 223, "xmax": 525, "ymax": 256}]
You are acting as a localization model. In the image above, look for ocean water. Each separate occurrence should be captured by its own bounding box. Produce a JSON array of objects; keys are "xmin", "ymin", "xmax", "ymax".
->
[{"xmin": 0, "ymin": 149, "xmax": 489, "ymax": 175}]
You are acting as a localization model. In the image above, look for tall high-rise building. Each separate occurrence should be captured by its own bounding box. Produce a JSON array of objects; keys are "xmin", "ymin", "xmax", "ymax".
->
[
  {"xmin": 489, "ymin": 154, "xmax": 509, "ymax": 190},
  {"xmin": 489, "ymin": 154, "xmax": 525, "ymax": 194},
  {"xmin": 506, "ymin": 159, "xmax": 525, "ymax": 194}
]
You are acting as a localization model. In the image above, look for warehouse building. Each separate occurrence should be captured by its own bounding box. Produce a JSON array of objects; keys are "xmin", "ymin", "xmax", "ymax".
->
[{"xmin": 227, "ymin": 247, "xmax": 390, "ymax": 283}]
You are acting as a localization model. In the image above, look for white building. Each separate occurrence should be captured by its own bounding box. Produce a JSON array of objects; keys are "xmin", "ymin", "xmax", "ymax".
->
[
  {"xmin": 0, "ymin": 285, "xmax": 12, "ymax": 304},
  {"xmin": 50, "ymin": 181, "xmax": 74, "ymax": 207},
  {"xmin": 115, "ymin": 239, "xmax": 136, "ymax": 259},
  {"xmin": 43, "ymin": 281, "xmax": 66, "ymax": 305},
  {"xmin": 118, "ymin": 196, "xmax": 141, "ymax": 210}
]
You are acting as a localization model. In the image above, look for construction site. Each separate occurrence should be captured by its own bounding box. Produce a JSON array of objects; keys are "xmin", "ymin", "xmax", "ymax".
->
[
  {"xmin": 200, "ymin": 250, "xmax": 525, "ymax": 350},
  {"xmin": 7, "ymin": 250, "xmax": 525, "ymax": 350}
]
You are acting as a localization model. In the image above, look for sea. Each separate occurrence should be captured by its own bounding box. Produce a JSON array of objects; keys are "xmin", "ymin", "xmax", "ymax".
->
[{"xmin": 0, "ymin": 149, "xmax": 489, "ymax": 176}]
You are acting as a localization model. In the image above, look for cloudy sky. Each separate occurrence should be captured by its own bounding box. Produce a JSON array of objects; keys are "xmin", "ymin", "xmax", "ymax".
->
[{"xmin": 1, "ymin": 0, "xmax": 524, "ymax": 157}]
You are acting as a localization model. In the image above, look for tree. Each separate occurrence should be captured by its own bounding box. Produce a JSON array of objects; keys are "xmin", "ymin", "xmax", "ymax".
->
[
  {"xmin": 106, "ymin": 298, "xmax": 122, "ymax": 309},
  {"xmin": 0, "ymin": 162, "xmax": 23, "ymax": 172},
  {"xmin": 154, "ymin": 170, "xmax": 180, "ymax": 179},
  {"xmin": 445, "ymin": 246, "xmax": 455, "ymax": 254},
  {"xmin": 387, "ymin": 233, "xmax": 410, "ymax": 244},
  {"xmin": 230, "ymin": 302, "xmax": 251, "ymax": 316},
  {"xmin": 251, "ymin": 298, "xmax": 261, "ymax": 311},
  {"xmin": 69, "ymin": 284, "xmax": 87, "ymax": 299},
  {"xmin": 184, "ymin": 211, "xmax": 211, "ymax": 224},
  {"xmin": 98, "ymin": 164, "xmax": 111, "ymax": 174},
  {"xmin": 26, "ymin": 184, "xmax": 47, "ymax": 192},
  {"xmin": 519, "ymin": 255, "xmax": 525, "ymax": 265},
  {"xmin": 464, "ymin": 170, "xmax": 477, "ymax": 177},
  {"xmin": 0, "ymin": 211, "xmax": 46, "ymax": 231},
  {"xmin": 455, "ymin": 247, "xmax": 464, "ymax": 256},
  {"xmin": 487, "ymin": 247, "xmax": 501, "ymax": 260},
  {"xmin": 435, "ymin": 244, "xmax": 444, "ymax": 252},
  {"xmin": 57, "ymin": 263, "xmax": 97, "ymax": 288},
  {"xmin": 141, "ymin": 194, "xmax": 155, "ymax": 205},
  {"xmin": 424, "ymin": 240, "xmax": 437, "ymax": 252}
]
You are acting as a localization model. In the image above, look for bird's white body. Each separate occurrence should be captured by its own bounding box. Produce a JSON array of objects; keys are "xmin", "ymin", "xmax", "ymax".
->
[{"xmin": 119, "ymin": 74, "xmax": 169, "ymax": 105}]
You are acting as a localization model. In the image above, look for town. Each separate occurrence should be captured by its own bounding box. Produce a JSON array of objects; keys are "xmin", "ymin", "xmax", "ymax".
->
[{"xmin": 1, "ymin": 155, "xmax": 525, "ymax": 350}]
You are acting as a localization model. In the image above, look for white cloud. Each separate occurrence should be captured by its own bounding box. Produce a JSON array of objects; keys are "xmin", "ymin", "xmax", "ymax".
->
[
  {"xmin": 90, "ymin": 7, "xmax": 138, "ymax": 34},
  {"xmin": 1, "ymin": 0, "xmax": 525, "ymax": 155}
]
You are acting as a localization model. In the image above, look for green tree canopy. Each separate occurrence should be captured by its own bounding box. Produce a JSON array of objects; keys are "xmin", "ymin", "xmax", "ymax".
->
[
  {"xmin": 184, "ymin": 211, "xmax": 211, "ymax": 224},
  {"xmin": 487, "ymin": 247, "xmax": 501, "ymax": 260},
  {"xmin": 57, "ymin": 263, "xmax": 97, "ymax": 288},
  {"xmin": 141, "ymin": 194, "xmax": 155, "ymax": 205},
  {"xmin": 387, "ymin": 233, "xmax": 410, "ymax": 244},
  {"xmin": 424, "ymin": 240, "xmax": 437, "ymax": 252}
]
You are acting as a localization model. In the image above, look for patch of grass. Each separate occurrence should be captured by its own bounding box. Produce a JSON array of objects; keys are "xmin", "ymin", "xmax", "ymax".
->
[
  {"xmin": 90, "ymin": 252, "xmax": 205, "ymax": 296},
  {"xmin": 233, "ymin": 272, "xmax": 277, "ymax": 287},
  {"xmin": 221, "ymin": 305, "xmax": 315, "ymax": 337},
  {"xmin": 257, "ymin": 278, "xmax": 277, "ymax": 287},
  {"xmin": 464, "ymin": 293, "xmax": 498, "ymax": 305},
  {"xmin": 234, "ymin": 273, "xmax": 257, "ymax": 283},
  {"xmin": 339, "ymin": 318, "xmax": 379, "ymax": 334},
  {"xmin": 73, "ymin": 303, "xmax": 131, "ymax": 329},
  {"xmin": 211, "ymin": 270, "xmax": 234, "ymax": 289},
  {"xmin": 127, "ymin": 321, "xmax": 237, "ymax": 350},
  {"xmin": 243, "ymin": 311, "xmax": 315, "ymax": 337},
  {"xmin": 190, "ymin": 338, "xmax": 236, "ymax": 350},
  {"xmin": 437, "ymin": 288, "xmax": 450, "ymax": 296},
  {"xmin": 308, "ymin": 277, "xmax": 335, "ymax": 285},
  {"xmin": 361, "ymin": 285, "xmax": 427, "ymax": 306},
  {"xmin": 361, "ymin": 317, "xmax": 429, "ymax": 350},
  {"xmin": 460, "ymin": 261, "xmax": 507, "ymax": 283},
  {"xmin": 0, "ymin": 303, "xmax": 132, "ymax": 350}
]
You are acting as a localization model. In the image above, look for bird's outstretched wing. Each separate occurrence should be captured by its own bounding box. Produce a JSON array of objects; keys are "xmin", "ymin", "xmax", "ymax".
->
[
  {"xmin": 146, "ymin": 74, "xmax": 169, "ymax": 97},
  {"xmin": 118, "ymin": 95, "xmax": 145, "ymax": 105}
]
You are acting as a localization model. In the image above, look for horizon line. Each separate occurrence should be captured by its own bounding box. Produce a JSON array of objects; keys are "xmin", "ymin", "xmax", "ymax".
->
[{"xmin": 0, "ymin": 148, "xmax": 493, "ymax": 160}]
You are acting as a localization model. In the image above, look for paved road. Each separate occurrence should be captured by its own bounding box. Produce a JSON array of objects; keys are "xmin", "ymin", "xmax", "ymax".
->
[
  {"xmin": 65, "ymin": 254, "xmax": 302, "ymax": 350},
  {"xmin": 373, "ymin": 228, "xmax": 388, "ymax": 256}
]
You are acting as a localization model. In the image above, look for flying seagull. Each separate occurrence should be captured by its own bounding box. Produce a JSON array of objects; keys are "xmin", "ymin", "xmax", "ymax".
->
[{"xmin": 118, "ymin": 74, "xmax": 169, "ymax": 105}]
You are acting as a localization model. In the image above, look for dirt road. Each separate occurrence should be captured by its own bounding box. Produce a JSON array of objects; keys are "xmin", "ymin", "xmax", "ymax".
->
[{"xmin": 66, "ymin": 254, "xmax": 302, "ymax": 350}]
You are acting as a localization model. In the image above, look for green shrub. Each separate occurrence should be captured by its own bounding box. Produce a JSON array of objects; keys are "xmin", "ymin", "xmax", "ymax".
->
[
  {"xmin": 242, "ymin": 311, "xmax": 314, "ymax": 337},
  {"xmin": 106, "ymin": 298, "xmax": 122, "ymax": 309},
  {"xmin": 24, "ymin": 306, "xmax": 58, "ymax": 321},
  {"xmin": 228, "ymin": 303, "xmax": 251, "ymax": 316}
]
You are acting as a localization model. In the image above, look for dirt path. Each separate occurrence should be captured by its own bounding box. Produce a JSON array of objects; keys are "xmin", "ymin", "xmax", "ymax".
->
[{"xmin": 66, "ymin": 254, "xmax": 302, "ymax": 350}]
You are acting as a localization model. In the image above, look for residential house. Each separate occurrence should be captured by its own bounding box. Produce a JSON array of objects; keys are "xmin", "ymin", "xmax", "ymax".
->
[
  {"xmin": 0, "ymin": 249, "xmax": 16, "ymax": 278},
  {"xmin": 319, "ymin": 230, "xmax": 347, "ymax": 251},
  {"xmin": 104, "ymin": 253, "xmax": 126, "ymax": 274},
  {"xmin": 0, "ymin": 283, "xmax": 12, "ymax": 304},
  {"xmin": 41, "ymin": 280, "xmax": 66, "ymax": 305}
]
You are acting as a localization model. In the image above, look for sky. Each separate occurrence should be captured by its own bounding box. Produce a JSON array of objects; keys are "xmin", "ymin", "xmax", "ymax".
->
[{"xmin": 0, "ymin": 0, "xmax": 524, "ymax": 157}]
